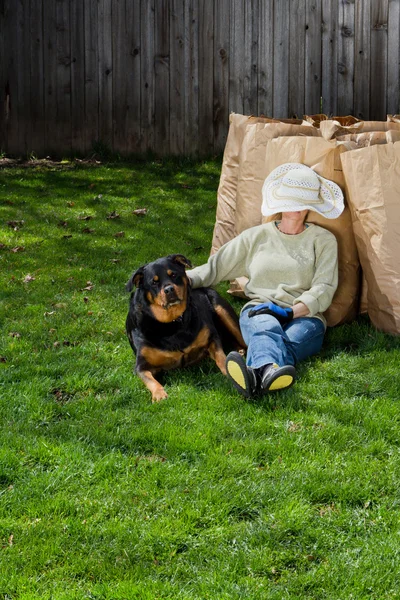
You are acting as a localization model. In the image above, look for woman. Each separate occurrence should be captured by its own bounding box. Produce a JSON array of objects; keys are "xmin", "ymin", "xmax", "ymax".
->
[{"xmin": 187, "ymin": 163, "xmax": 345, "ymax": 397}]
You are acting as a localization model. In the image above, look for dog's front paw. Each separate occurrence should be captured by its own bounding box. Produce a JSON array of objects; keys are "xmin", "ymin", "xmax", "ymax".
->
[{"xmin": 152, "ymin": 387, "xmax": 168, "ymax": 402}]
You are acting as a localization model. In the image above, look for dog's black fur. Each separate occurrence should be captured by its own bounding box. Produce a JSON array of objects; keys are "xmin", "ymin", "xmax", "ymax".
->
[{"xmin": 125, "ymin": 254, "xmax": 245, "ymax": 401}]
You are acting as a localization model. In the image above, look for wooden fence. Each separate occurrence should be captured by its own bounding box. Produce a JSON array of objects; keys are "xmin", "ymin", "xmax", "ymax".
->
[{"xmin": 1, "ymin": 0, "xmax": 399, "ymax": 157}]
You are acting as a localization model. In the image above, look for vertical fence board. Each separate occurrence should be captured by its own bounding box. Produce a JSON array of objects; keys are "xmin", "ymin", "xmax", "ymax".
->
[
  {"xmin": 125, "ymin": 0, "xmax": 141, "ymax": 152},
  {"xmin": 243, "ymin": 0, "xmax": 259, "ymax": 115},
  {"xmin": 0, "ymin": 0, "xmax": 10, "ymax": 151},
  {"xmin": 170, "ymin": 0, "xmax": 185, "ymax": 155},
  {"xmin": 258, "ymin": 0, "xmax": 273, "ymax": 116},
  {"xmin": 112, "ymin": 0, "xmax": 128, "ymax": 153},
  {"xmin": 198, "ymin": 0, "xmax": 214, "ymax": 155},
  {"xmin": 84, "ymin": 0, "xmax": 99, "ymax": 151},
  {"xmin": 154, "ymin": 0, "xmax": 170, "ymax": 155},
  {"xmin": 321, "ymin": 0, "xmax": 338, "ymax": 115},
  {"xmin": 16, "ymin": 0, "xmax": 31, "ymax": 155},
  {"xmin": 98, "ymin": 0, "xmax": 113, "ymax": 148},
  {"xmin": 140, "ymin": 0, "xmax": 155, "ymax": 152},
  {"xmin": 184, "ymin": 0, "xmax": 199, "ymax": 154},
  {"xmin": 71, "ymin": 0, "xmax": 85, "ymax": 154},
  {"xmin": 229, "ymin": 0, "xmax": 245, "ymax": 114},
  {"xmin": 289, "ymin": 0, "xmax": 306, "ymax": 118},
  {"xmin": 30, "ymin": 0, "xmax": 45, "ymax": 156},
  {"xmin": 43, "ymin": 0, "xmax": 57, "ymax": 154},
  {"xmin": 354, "ymin": 0, "xmax": 370, "ymax": 119},
  {"xmin": 214, "ymin": 0, "xmax": 230, "ymax": 151},
  {"xmin": 56, "ymin": 0, "xmax": 72, "ymax": 155},
  {"xmin": 305, "ymin": 0, "xmax": 322, "ymax": 115},
  {"xmin": 273, "ymin": 0, "xmax": 290, "ymax": 118},
  {"xmin": 338, "ymin": 0, "xmax": 355, "ymax": 116},
  {"xmin": 387, "ymin": 0, "xmax": 400, "ymax": 115},
  {"xmin": 370, "ymin": 0, "xmax": 389, "ymax": 120}
]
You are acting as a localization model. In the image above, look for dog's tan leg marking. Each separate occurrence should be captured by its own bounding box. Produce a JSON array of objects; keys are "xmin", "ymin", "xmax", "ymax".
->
[
  {"xmin": 138, "ymin": 369, "xmax": 168, "ymax": 402},
  {"xmin": 214, "ymin": 305, "xmax": 246, "ymax": 348},
  {"xmin": 208, "ymin": 341, "xmax": 227, "ymax": 375}
]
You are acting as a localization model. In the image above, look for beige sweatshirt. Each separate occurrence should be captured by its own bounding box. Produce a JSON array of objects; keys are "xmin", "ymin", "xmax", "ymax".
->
[{"xmin": 187, "ymin": 221, "xmax": 339, "ymax": 327}]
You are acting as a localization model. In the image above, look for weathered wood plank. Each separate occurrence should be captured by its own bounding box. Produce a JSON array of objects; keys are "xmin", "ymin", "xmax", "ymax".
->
[
  {"xmin": 29, "ymin": 0, "xmax": 45, "ymax": 156},
  {"xmin": 84, "ymin": 0, "xmax": 99, "ymax": 152},
  {"xmin": 305, "ymin": 0, "xmax": 322, "ymax": 115},
  {"xmin": 321, "ymin": 0, "xmax": 338, "ymax": 115},
  {"xmin": 198, "ymin": 0, "xmax": 214, "ymax": 155},
  {"xmin": 184, "ymin": 0, "xmax": 199, "ymax": 155},
  {"xmin": 71, "ymin": 0, "xmax": 85, "ymax": 154},
  {"xmin": 213, "ymin": 0, "xmax": 230, "ymax": 152},
  {"xmin": 125, "ymin": 0, "xmax": 141, "ymax": 153},
  {"xmin": 154, "ymin": 0, "xmax": 170, "ymax": 156},
  {"xmin": 98, "ymin": 0, "xmax": 113, "ymax": 149},
  {"xmin": 170, "ymin": 0, "xmax": 185, "ymax": 155},
  {"xmin": 370, "ymin": 0, "xmax": 389, "ymax": 120},
  {"xmin": 112, "ymin": 0, "xmax": 128, "ymax": 153},
  {"xmin": 140, "ymin": 0, "xmax": 155, "ymax": 153},
  {"xmin": 243, "ymin": 0, "xmax": 259, "ymax": 115},
  {"xmin": 0, "ymin": 0, "xmax": 9, "ymax": 151},
  {"xmin": 43, "ymin": 0, "xmax": 57, "ymax": 155},
  {"xmin": 354, "ymin": 0, "xmax": 370, "ymax": 120},
  {"xmin": 273, "ymin": 0, "xmax": 290, "ymax": 118},
  {"xmin": 16, "ymin": 0, "xmax": 31, "ymax": 155},
  {"xmin": 229, "ymin": 0, "xmax": 245, "ymax": 114},
  {"xmin": 337, "ymin": 0, "xmax": 355, "ymax": 116},
  {"xmin": 289, "ymin": 0, "xmax": 306, "ymax": 118},
  {"xmin": 55, "ymin": 0, "xmax": 72, "ymax": 156},
  {"xmin": 387, "ymin": 0, "xmax": 399, "ymax": 115},
  {"xmin": 258, "ymin": 0, "xmax": 274, "ymax": 116}
]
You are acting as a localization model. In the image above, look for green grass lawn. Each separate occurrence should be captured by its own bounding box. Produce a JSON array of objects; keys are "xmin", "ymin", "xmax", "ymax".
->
[{"xmin": 1, "ymin": 157, "xmax": 400, "ymax": 600}]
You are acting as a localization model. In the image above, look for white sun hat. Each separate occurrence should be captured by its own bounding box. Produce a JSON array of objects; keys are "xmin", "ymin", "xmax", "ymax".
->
[{"xmin": 261, "ymin": 163, "xmax": 344, "ymax": 219}]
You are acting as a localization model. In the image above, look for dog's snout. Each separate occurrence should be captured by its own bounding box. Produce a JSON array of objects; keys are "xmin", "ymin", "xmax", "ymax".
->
[{"xmin": 164, "ymin": 285, "xmax": 175, "ymax": 296}]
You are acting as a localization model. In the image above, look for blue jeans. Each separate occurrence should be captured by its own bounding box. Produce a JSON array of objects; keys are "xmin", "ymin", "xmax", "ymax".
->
[{"xmin": 240, "ymin": 306, "xmax": 326, "ymax": 369}]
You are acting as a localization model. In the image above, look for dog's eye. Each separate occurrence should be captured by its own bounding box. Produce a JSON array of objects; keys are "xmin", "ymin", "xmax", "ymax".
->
[
  {"xmin": 152, "ymin": 279, "xmax": 158, "ymax": 286},
  {"xmin": 170, "ymin": 272, "xmax": 176, "ymax": 279}
]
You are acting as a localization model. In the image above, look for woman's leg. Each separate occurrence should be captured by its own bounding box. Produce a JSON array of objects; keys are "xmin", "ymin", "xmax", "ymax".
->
[{"xmin": 240, "ymin": 308, "xmax": 325, "ymax": 369}]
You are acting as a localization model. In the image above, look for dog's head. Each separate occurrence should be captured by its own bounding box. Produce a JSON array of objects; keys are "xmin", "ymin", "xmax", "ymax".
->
[{"xmin": 126, "ymin": 254, "xmax": 193, "ymax": 323}]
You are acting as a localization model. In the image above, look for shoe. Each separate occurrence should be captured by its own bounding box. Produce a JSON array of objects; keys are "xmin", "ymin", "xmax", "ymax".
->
[
  {"xmin": 225, "ymin": 351, "xmax": 257, "ymax": 397},
  {"xmin": 260, "ymin": 363, "xmax": 296, "ymax": 392}
]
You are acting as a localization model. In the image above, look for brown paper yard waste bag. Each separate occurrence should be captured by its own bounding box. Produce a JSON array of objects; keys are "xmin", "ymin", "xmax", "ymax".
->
[
  {"xmin": 210, "ymin": 114, "xmax": 319, "ymax": 254},
  {"xmin": 341, "ymin": 143, "xmax": 400, "ymax": 335},
  {"xmin": 231, "ymin": 136, "xmax": 360, "ymax": 326}
]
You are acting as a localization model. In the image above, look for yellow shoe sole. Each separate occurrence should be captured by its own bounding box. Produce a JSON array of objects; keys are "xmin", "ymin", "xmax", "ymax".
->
[{"xmin": 268, "ymin": 374, "xmax": 294, "ymax": 390}]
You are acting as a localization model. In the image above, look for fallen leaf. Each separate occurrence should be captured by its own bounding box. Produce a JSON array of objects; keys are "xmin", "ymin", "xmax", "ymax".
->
[
  {"xmin": 62, "ymin": 234, "xmax": 73, "ymax": 239},
  {"xmin": 58, "ymin": 220, "xmax": 68, "ymax": 227},
  {"xmin": 53, "ymin": 341, "xmax": 61, "ymax": 348},
  {"xmin": 8, "ymin": 534, "xmax": 13, "ymax": 546},
  {"xmin": 23, "ymin": 274, "xmax": 35, "ymax": 283},
  {"xmin": 78, "ymin": 215, "xmax": 93, "ymax": 221},
  {"xmin": 132, "ymin": 208, "xmax": 147, "ymax": 216},
  {"xmin": 53, "ymin": 303, "xmax": 67, "ymax": 309},
  {"xmin": 114, "ymin": 231, "xmax": 125, "ymax": 238},
  {"xmin": 67, "ymin": 202, "xmax": 75, "ymax": 207},
  {"xmin": 82, "ymin": 281, "xmax": 94, "ymax": 291},
  {"xmin": 7, "ymin": 220, "xmax": 24, "ymax": 228},
  {"xmin": 11, "ymin": 246, "xmax": 25, "ymax": 253},
  {"xmin": 110, "ymin": 258, "xmax": 120, "ymax": 263},
  {"xmin": 83, "ymin": 297, "xmax": 89, "ymax": 303},
  {"xmin": 9, "ymin": 332, "xmax": 21, "ymax": 338},
  {"xmin": 107, "ymin": 211, "xmax": 120, "ymax": 219},
  {"xmin": 82, "ymin": 227, "xmax": 95, "ymax": 234},
  {"xmin": 0, "ymin": 356, "xmax": 7, "ymax": 363},
  {"xmin": 0, "ymin": 243, "xmax": 7, "ymax": 249},
  {"xmin": 44, "ymin": 311, "xmax": 55, "ymax": 316}
]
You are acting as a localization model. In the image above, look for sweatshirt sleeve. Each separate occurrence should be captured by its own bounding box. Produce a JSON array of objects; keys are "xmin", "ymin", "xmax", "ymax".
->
[
  {"xmin": 293, "ymin": 231, "xmax": 338, "ymax": 316},
  {"xmin": 187, "ymin": 230, "xmax": 251, "ymax": 289}
]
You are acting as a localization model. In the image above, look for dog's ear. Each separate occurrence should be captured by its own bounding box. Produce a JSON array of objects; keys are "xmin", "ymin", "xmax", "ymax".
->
[
  {"xmin": 126, "ymin": 266, "xmax": 145, "ymax": 292},
  {"xmin": 167, "ymin": 254, "xmax": 192, "ymax": 270}
]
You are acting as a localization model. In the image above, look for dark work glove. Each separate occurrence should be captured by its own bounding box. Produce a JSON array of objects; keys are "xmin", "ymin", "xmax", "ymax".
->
[{"xmin": 248, "ymin": 302, "xmax": 293, "ymax": 325}]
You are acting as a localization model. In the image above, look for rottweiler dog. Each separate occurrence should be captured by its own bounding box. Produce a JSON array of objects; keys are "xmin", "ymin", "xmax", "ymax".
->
[{"xmin": 125, "ymin": 254, "xmax": 245, "ymax": 402}]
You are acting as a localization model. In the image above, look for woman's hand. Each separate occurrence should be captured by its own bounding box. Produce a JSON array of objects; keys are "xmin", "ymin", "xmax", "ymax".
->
[{"xmin": 292, "ymin": 302, "xmax": 310, "ymax": 318}]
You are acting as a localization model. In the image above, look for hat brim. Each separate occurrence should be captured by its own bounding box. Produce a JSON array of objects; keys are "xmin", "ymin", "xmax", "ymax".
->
[{"xmin": 261, "ymin": 163, "xmax": 344, "ymax": 219}]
